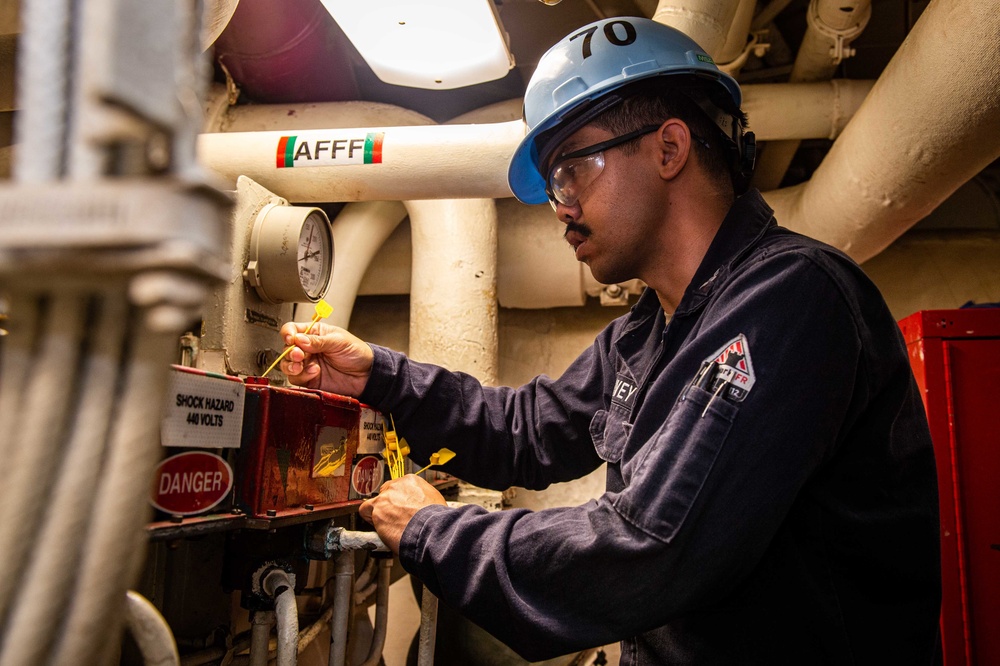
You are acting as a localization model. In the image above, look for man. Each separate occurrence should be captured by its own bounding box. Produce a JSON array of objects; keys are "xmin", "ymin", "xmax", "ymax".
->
[{"xmin": 281, "ymin": 18, "xmax": 941, "ymax": 665}]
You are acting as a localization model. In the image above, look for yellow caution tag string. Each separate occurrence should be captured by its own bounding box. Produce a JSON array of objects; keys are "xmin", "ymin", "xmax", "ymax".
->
[{"xmin": 263, "ymin": 300, "xmax": 333, "ymax": 378}]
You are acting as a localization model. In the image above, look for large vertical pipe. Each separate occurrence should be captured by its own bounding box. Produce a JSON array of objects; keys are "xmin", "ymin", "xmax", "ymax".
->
[
  {"xmin": 328, "ymin": 551, "xmax": 354, "ymax": 666},
  {"xmin": 406, "ymin": 198, "xmax": 499, "ymax": 385}
]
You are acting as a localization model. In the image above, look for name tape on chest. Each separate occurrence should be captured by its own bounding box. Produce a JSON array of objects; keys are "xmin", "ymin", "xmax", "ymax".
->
[{"xmin": 611, "ymin": 372, "xmax": 640, "ymax": 410}]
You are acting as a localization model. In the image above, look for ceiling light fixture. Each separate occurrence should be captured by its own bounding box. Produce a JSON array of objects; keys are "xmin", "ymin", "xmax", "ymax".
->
[{"xmin": 320, "ymin": 0, "xmax": 515, "ymax": 90}]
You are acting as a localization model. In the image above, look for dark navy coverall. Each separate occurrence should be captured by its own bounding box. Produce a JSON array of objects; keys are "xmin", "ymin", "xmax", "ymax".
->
[{"xmin": 359, "ymin": 190, "xmax": 942, "ymax": 665}]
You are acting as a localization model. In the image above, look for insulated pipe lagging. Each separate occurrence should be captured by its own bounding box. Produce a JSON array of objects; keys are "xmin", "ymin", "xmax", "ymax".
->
[
  {"xmin": 323, "ymin": 201, "xmax": 407, "ymax": 329},
  {"xmin": 762, "ymin": 0, "xmax": 1000, "ymax": 262},
  {"xmin": 650, "ymin": 0, "xmax": 743, "ymax": 58},
  {"xmin": 197, "ymin": 84, "xmax": 868, "ymax": 204},
  {"xmin": 405, "ymin": 198, "xmax": 499, "ymax": 385},
  {"xmin": 358, "ymin": 559, "xmax": 393, "ymax": 666},
  {"xmin": 752, "ymin": 0, "xmax": 872, "ymax": 190},
  {"xmin": 263, "ymin": 570, "xmax": 299, "ymax": 666}
]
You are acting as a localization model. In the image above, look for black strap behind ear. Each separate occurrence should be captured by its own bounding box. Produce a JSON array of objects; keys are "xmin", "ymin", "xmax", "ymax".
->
[{"xmin": 734, "ymin": 131, "xmax": 756, "ymax": 194}]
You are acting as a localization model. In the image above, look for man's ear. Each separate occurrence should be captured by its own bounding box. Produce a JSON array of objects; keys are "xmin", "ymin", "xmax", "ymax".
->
[{"xmin": 655, "ymin": 118, "xmax": 692, "ymax": 181}]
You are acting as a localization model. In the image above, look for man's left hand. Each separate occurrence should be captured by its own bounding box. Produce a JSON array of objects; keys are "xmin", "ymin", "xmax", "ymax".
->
[{"xmin": 359, "ymin": 475, "xmax": 447, "ymax": 554}]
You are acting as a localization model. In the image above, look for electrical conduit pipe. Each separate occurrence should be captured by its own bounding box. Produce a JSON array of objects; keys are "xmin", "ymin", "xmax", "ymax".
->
[
  {"xmin": 358, "ymin": 558, "xmax": 393, "ymax": 666},
  {"xmin": 263, "ymin": 570, "xmax": 299, "ymax": 666}
]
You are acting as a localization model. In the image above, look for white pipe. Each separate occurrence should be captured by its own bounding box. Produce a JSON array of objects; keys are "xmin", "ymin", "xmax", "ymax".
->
[
  {"xmin": 753, "ymin": 0, "xmax": 871, "ymax": 189},
  {"xmin": 123, "ymin": 590, "xmax": 181, "ymax": 666},
  {"xmin": 197, "ymin": 122, "xmax": 523, "ymax": 203},
  {"xmin": 249, "ymin": 611, "xmax": 275, "ymax": 666},
  {"xmin": 328, "ymin": 551, "xmax": 354, "ymax": 666},
  {"xmin": 325, "ymin": 201, "xmax": 408, "ymax": 328},
  {"xmin": 263, "ymin": 570, "xmax": 299, "ymax": 666},
  {"xmin": 406, "ymin": 198, "xmax": 499, "ymax": 384},
  {"xmin": 716, "ymin": 0, "xmax": 758, "ymax": 69},
  {"xmin": 358, "ymin": 559, "xmax": 393, "ymax": 666},
  {"xmin": 416, "ymin": 587, "xmax": 439, "ymax": 666},
  {"xmin": 650, "ymin": 0, "xmax": 744, "ymax": 59},
  {"xmin": 762, "ymin": 0, "xmax": 1000, "ymax": 262},
  {"xmin": 197, "ymin": 84, "xmax": 867, "ymax": 205},
  {"xmin": 743, "ymin": 80, "xmax": 873, "ymax": 141}
]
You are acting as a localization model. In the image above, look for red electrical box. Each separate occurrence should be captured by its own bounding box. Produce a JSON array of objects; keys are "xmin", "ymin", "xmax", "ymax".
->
[
  {"xmin": 899, "ymin": 308, "xmax": 1000, "ymax": 666},
  {"xmin": 237, "ymin": 377, "xmax": 361, "ymax": 517}
]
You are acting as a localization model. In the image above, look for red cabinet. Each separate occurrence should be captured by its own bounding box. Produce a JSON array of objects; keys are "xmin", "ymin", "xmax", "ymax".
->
[{"xmin": 900, "ymin": 309, "xmax": 1000, "ymax": 666}]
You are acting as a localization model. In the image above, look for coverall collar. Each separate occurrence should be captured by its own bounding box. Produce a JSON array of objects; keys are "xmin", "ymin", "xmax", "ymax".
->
[{"xmin": 673, "ymin": 187, "xmax": 775, "ymax": 317}]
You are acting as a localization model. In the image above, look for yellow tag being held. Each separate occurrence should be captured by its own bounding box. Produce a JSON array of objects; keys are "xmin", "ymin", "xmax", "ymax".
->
[
  {"xmin": 415, "ymin": 448, "xmax": 456, "ymax": 476},
  {"xmin": 313, "ymin": 299, "xmax": 334, "ymax": 319},
  {"xmin": 263, "ymin": 299, "xmax": 333, "ymax": 378}
]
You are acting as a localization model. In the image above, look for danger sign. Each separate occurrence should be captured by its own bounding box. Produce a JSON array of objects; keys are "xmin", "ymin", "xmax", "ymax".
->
[
  {"xmin": 351, "ymin": 455, "xmax": 385, "ymax": 498},
  {"xmin": 151, "ymin": 451, "xmax": 233, "ymax": 516}
]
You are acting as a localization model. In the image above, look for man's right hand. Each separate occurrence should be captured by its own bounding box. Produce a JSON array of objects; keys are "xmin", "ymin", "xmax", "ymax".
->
[{"xmin": 278, "ymin": 322, "xmax": 374, "ymax": 397}]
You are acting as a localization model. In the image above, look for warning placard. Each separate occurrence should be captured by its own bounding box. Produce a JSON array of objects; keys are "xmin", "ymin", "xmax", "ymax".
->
[{"xmin": 161, "ymin": 369, "xmax": 245, "ymax": 449}]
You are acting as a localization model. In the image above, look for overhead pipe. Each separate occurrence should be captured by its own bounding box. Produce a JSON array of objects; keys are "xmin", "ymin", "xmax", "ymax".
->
[
  {"xmin": 198, "ymin": 121, "xmax": 524, "ymax": 202},
  {"xmin": 762, "ymin": 0, "xmax": 1000, "ymax": 262},
  {"xmin": 715, "ymin": 0, "xmax": 760, "ymax": 75},
  {"xmin": 650, "ymin": 0, "xmax": 743, "ymax": 59},
  {"xmin": 197, "ymin": 83, "xmax": 869, "ymax": 204},
  {"xmin": 753, "ymin": 0, "xmax": 872, "ymax": 189}
]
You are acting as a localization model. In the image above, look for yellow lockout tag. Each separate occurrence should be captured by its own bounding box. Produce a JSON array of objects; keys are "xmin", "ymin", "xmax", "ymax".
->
[
  {"xmin": 262, "ymin": 299, "xmax": 333, "ymax": 378},
  {"xmin": 414, "ymin": 448, "xmax": 456, "ymax": 476}
]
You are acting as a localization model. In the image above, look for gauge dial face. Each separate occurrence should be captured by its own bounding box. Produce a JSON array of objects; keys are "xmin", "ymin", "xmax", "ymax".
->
[{"xmin": 298, "ymin": 212, "xmax": 331, "ymax": 299}]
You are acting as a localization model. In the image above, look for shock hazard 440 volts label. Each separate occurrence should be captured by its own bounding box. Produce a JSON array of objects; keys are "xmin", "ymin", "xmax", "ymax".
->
[{"xmin": 161, "ymin": 368, "xmax": 245, "ymax": 449}]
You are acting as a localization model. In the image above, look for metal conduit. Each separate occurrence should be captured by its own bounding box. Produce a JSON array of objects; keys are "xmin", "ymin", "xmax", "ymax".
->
[
  {"xmin": 263, "ymin": 570, "xmax": 299, "ymax": 666},
  {"xmin": 358, "ymin": 559, "xmax": 393, "ymax": 666}
]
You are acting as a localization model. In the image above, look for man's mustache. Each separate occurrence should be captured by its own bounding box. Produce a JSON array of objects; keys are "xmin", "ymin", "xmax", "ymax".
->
[{"xmin": 564, "ymin": 222, "xmax": 592, "ymax": 239}]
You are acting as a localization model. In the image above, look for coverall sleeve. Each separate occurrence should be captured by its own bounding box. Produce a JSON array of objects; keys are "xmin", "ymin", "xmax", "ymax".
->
[
  {"xmin": 358, "ymin": 326, "xmax": 611, "ymax": 491},
  {"xmin": 395, "ymin": 252, "xmax": 867, "ymax": 661}
]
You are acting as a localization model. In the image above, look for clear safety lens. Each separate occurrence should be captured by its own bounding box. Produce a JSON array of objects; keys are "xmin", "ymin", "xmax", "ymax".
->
[{"xmin": 546, "ymin": 152, "xmax": 605, "ymax": 210}]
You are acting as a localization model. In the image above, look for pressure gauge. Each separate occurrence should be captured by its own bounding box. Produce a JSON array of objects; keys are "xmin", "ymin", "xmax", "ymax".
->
[{"xmin": 244, "ymin": 203, "xmax": 335, "ymax": 304}]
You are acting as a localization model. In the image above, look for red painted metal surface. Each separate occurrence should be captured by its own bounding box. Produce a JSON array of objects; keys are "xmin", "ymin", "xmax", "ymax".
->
[
  {"xmin": 237, "ymin": 378, "xmax": 360, "ymax": 517},
  {"xmin": 900, "ymin": 308, "xmax": 1000, "ymax": 666}
]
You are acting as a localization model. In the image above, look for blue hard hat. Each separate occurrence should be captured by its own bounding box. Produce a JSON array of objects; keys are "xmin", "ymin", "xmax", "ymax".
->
[{"xmin": 508, "ymin": 17, "xmax": 744, "ymax": 205}]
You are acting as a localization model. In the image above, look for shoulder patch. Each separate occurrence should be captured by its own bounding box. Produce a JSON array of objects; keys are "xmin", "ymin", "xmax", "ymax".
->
[{"xmin": 704, "ymin": 334, "xmax": 756, "ymax": 402}]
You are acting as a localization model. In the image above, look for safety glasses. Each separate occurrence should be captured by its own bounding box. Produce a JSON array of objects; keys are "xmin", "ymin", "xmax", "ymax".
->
[{"xmin": 544, "ymin": 125, "xmax": 661, "ymax": 210}]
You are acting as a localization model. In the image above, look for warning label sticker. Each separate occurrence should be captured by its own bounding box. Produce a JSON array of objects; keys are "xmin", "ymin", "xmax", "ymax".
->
[{"xmin": 161, "ymin": 370, "xmax": 245, "ymax": 449}]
